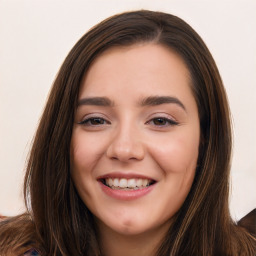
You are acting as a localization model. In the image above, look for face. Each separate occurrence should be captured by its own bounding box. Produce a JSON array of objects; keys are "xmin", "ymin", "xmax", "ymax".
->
[{"xmin": 70, "ymin": 44, "xmax": 200, "ymax": 236}]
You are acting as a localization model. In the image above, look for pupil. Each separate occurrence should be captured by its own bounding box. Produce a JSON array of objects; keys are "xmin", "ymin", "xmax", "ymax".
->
[
  {"xmin": 91, "ymin": 118, "xmax": 104, "ymax": 125},
  {"xmin": 154, "ymin": 118, "xmax": 166, "ymax": 125}
]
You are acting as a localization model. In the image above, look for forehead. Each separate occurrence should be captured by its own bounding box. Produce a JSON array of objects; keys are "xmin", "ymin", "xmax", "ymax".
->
[{"xmin": 79, "ymin": 43, "xmax": 193, "ymax": 101}]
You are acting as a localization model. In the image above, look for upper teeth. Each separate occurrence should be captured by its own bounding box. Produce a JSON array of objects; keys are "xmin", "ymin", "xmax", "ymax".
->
[{"xmin": 105, "ymin": 178, "xmax": 151, "ymax": 189}]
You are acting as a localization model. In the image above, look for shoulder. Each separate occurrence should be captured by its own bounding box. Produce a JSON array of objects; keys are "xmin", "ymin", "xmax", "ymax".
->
[
  {"xmin": 0, "ymin": 213, "xmax": 41, "ymax": 256},
  {"xmin": 238, "ymin": 209, "xmax": 256, "ymax": 236},
  {"xmin": 231, "ymin": 209, "xmax": 256, "ymax": 256}
]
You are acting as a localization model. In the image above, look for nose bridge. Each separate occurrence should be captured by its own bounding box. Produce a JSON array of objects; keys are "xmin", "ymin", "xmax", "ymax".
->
[{"xmin": 106, "ymin": 118, "xmax": 144, "ymax": 161}]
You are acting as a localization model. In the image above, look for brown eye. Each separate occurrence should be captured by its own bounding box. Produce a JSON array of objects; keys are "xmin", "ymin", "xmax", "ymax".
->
[
  {"xmin": 147, "ymin": 117, "xmax": 178, "ymax": 127},
  {"xmin": 89, "ymin": 118, "xmax": 105, "ymax": 125},
  {"xmin": 153, "ymin": 118, "xmax": 168, "ymax": 126},
  {"xmin": 79, "ymin": 117, "xmax": 109, "ymax": 126}
]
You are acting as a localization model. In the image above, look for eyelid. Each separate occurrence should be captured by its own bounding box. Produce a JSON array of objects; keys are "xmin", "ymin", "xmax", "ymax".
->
[
  {"xmin": 146, "ymin": 112, "xmax": 177, "ymax": 122},
  {"xmin": 145, "ymin": 113, "xmax": 179, "ymax": 126},
  {"xmin": 77, "ymin": 113, "xmax": 111, "ymax": 125}
]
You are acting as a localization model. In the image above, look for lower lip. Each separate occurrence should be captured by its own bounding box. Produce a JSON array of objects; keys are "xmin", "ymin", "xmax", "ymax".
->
[{"xmin": 98, "ymin": 182, "xmax": 156, "ymax": 201}]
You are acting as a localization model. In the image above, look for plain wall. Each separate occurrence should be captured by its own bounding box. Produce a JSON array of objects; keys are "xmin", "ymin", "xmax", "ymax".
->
[{"xmin": 0, "ymin": 0, "xmax": 255, "ymax": 220}]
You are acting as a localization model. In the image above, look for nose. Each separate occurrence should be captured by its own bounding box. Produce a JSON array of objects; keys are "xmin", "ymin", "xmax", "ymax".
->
[{"xmin": 106, "ymin": 125, "xmax": 145, "ymax": 162}]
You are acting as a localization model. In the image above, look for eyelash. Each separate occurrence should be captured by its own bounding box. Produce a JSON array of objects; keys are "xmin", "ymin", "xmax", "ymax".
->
[
  {"xmin": 78, "ymin": 117, "xmax": 110, "ymax": 126},
  {"xmin": 146, "ymin": 117, "xmax": 178, "ymax": 127},
  {"xmin": 78, "ymin": 116, "xmax": 178, "ymax": 127}
]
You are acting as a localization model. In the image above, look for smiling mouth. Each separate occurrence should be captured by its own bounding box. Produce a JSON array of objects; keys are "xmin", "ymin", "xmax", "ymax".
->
[{"xmin": 100, "ymin": 178, "xmax": 156, "ymax": 190}]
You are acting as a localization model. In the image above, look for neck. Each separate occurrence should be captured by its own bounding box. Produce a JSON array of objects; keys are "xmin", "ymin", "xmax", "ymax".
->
[{"xmin": 97, "ymin": 221, "xmax": 171, "ymax": 256}]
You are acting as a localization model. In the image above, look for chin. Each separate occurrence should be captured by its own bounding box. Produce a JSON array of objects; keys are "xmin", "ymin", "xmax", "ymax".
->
[
  {"xmin": 97, "ymin": 215, "xmax": 167, "ymax": 237},
  {"xmin": 112, "ymin": 224, "xmax": 152, "ymax": 236}
]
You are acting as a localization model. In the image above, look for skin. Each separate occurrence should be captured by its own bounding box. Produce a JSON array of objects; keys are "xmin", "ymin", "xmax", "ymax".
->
[{"xmin": 70, "ymin": 44, "xmax": 200, "ymax": 256}]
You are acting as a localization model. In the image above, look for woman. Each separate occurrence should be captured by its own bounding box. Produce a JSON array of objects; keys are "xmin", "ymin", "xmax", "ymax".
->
[{"xmin": 0, "ymin": 10, "xmax": 255, "ymax": 256}]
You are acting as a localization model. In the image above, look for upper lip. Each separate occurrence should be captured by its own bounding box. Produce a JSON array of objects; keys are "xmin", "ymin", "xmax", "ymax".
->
[{"xmin": 97, "ymin": 172, "xmax": 157, "ymax": 181}]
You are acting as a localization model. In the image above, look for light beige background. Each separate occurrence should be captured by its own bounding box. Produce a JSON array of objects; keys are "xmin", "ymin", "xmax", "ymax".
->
[{"xmin": 0, "ymin": 0, "xmax": 255, "ymax": 220}]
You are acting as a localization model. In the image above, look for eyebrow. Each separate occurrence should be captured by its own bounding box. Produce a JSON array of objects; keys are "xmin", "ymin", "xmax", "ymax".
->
[
  {"xmin": 77, "ymin": 95, "xmax": 186, "ymax": 111},
  {"xmin": 77, "ymin": 97, "xmax": 113, "ymax": 107},
  {"xmin": 140, "ymin": 96, "xmax": 186, "ymax": 111}
]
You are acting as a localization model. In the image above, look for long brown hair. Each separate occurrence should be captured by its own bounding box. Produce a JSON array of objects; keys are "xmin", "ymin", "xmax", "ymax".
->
[{"xmin": 1, "ymin": 10, "xmax": 255, "ymax": 256}]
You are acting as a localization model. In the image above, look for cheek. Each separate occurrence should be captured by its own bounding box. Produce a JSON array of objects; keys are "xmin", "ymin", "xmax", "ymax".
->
[
  {"xmin": 149, "ymin": 132, "xmax": 199, "ymax": 175},
  {"xmin": 70, "ymin": 132, "xmax": 104, "ymax": 202},
  {"xmin": 70, "ymin": 136, "xmax": 90, "ymax": 192},
  {"xmin": 70, "ymin": 133, "xmax": 101, "ymax": 200},
  {"xmin": 70, "ymin": 131, "xmax": 106, "ymax": 172},
  {"xmin": 150, "ymin": 134, "xmax": 199, "ymax": 214}
]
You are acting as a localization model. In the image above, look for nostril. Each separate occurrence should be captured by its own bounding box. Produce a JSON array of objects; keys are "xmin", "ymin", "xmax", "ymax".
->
[{"xmin": 106, "ymin": 142, "xmax": 145, "ymax": 162}]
